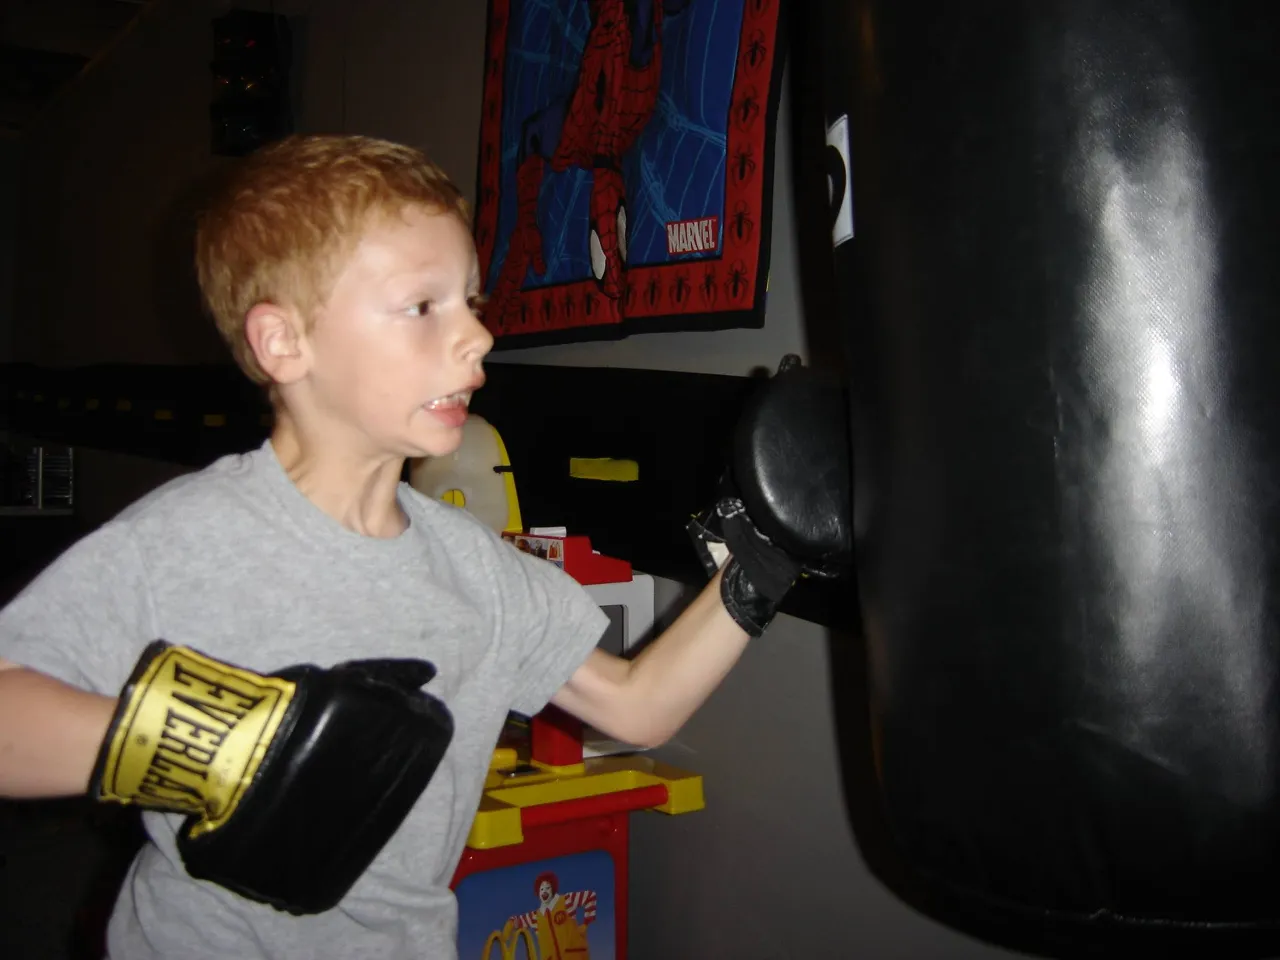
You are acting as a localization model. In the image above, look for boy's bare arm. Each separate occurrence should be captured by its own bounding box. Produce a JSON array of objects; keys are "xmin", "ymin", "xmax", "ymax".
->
[
  {"xmin": 0, "ymin": 658, "xmax": 117, "ymax": 797},
  {"xmin": 549, "ymin": 568, "xmax": 749, "ymax": 748},
  {"xmin": 550, "ymin": 361, "xmax": 852, "ymax": 747}
]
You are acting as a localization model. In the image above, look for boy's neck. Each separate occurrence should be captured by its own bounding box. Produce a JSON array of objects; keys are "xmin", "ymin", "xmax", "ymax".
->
[{"xmin": 269, "ymin": 411, "xmax": 408, "ymax": 539}]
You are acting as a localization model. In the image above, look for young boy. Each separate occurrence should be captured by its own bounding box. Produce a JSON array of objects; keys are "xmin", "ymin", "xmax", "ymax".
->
[{"xmin": 0, "ymin": 134, "xmax": 844, "ymax": 959}]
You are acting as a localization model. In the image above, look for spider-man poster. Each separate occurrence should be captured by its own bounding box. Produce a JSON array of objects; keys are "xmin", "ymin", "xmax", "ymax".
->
[{"xmin": 474, "ymin": 0, "xmax": 785, "ymax": 345}]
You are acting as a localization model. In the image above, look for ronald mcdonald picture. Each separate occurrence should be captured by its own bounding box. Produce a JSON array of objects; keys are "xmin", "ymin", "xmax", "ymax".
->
[
  {"xmin": 456, "ymin": 851, "xmax": 617, "ymax": 959},
  {"xmin": 505, "ymin": 871, "xmax": 598, "ymax": 958}
]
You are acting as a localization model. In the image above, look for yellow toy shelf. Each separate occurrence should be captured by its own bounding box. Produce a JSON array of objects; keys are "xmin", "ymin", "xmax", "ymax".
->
[
  {"xmin": 468, "ymin": 750, "xmax": 705, "ymax": 850},
  {"xmin": 452, "ymin": 709, "xmax": 705, "ymax": 960}
]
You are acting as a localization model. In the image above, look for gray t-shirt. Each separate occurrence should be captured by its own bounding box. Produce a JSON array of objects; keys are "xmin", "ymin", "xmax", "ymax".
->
[{"xmin": 0, "ymin": 441, "xmax": 608, "ymax": 959}]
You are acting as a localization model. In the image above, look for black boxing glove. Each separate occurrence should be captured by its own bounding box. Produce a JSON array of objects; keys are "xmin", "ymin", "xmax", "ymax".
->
[
  {"xmin": 89, "ymin": 641, "xmax": 453, "ymax": 915},
  {"xmin": 688, "ymin": 355, "xmax": 853, "ymax": 636}
]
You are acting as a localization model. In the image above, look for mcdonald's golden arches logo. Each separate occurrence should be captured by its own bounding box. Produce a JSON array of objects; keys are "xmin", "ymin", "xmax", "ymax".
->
[{"xmin": 481, "ymin": 924, "xmax": 537, "ymax": 960}]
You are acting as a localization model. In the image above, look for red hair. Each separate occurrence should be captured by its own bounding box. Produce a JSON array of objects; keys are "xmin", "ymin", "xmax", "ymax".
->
[
  {"xmin": 534, "ymin": 871, "xmax": 559, "ymax": 896},
  {"xmin": 194, "ymin": 134, "xmax": 470, "ymax": 388}
]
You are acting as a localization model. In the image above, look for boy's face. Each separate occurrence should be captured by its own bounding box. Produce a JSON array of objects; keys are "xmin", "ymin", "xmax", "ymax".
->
[{"xmin": 297, "ymin": 204, "xmax": 493, "ymax": 460}]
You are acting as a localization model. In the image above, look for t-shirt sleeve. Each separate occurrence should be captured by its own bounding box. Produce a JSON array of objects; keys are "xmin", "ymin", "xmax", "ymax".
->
[
  {"xmin": 491, "ymin": 538, "xmax": 610, "ymax": 718},
  {"xmin": 0, "ymin": 521, "xmax": 156, "ymax": 695}
]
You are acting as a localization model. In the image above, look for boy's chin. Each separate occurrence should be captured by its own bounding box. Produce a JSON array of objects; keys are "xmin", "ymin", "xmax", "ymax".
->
[{"xmin": 406, "ymin": 428, "xmax": 466, "ymax": 460}]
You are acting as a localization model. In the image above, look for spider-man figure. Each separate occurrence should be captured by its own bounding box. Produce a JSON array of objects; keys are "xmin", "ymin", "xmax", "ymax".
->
[{"xmin": 488, "ymin": 0, "xmax": 693, "ymax": 329}]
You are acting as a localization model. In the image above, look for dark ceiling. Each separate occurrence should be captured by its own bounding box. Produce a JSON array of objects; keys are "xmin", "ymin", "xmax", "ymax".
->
[
  {"xmin": 0, "ymin": 0, "xmax": 150, "ymax": 135},
  {"xmin": 0, "ymin": 1, "xmax": 315, "ymax": 137}
]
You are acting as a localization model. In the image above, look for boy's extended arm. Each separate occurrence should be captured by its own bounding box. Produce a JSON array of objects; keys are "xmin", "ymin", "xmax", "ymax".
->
[
  {"xmin": 551, "ymin": 357, "xmax": 853, "ymax": 748},
  {"xmin": 550, "ymin": 568, "xmax": 748, "ymax": 748},
  {"xmin": 0, "ymin": 658, "xmax": 117, "ymax": 797}
]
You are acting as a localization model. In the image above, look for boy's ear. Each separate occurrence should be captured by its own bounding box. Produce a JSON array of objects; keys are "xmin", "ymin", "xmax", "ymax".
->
[{"xmin": 245, "ymin": 302, "xmax": 309, "ymax": 387}]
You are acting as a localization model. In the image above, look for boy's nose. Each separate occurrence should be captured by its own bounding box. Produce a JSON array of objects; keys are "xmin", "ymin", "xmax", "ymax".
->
[{"xmin": 459, "ymin": 308, "xmax": 495, "ymax": 364}]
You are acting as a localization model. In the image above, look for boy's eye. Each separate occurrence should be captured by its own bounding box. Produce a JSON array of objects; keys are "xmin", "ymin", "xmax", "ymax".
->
[
  {"xmin": 407, "ymin": 300, "xmax": 433, "ymax": 317},
  {"xmin": 467, "ymin": 294, "xmax": 489, "ymax": 317}
]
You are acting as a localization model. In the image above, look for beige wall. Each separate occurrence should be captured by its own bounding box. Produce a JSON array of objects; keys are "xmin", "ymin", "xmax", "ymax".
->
[{"xmin": 11, "ymin": 1, "xmax": 1025, "ymax": 956}]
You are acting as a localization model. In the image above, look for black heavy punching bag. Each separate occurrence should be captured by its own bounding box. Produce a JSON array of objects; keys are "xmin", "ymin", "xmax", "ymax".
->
[{"xmin": 815, "ymin": 0, "xmax": 1280, "ymax": 953}]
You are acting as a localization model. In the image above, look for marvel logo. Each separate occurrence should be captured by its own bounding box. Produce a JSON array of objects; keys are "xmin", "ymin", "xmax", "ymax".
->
[{"xmin": 665, "ymin": 216, "xmax": 719, "ymax": 256}]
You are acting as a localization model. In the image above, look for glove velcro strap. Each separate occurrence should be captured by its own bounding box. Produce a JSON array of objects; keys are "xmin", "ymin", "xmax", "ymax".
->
[
  {"xmin": 716, "ymin": 498, "xmax": 800, "ymax": 602},
  {"xmin": 686, "ymin": 510, "xmax": 731, "ymax": 579},
  {"xmin": 92, "ymin": 641, "xmax": 296, "ymax": 837},
  {"xmin": 719, "ymin": 561, "xmax": 775, "ymax": 638}
]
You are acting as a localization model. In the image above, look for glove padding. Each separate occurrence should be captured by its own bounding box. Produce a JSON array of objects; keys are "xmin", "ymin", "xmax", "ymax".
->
[
  {"xmin": 89, "ymin": 641, "xmax": 453, "ymax": 915},
  {"xmin": 688, "ymin": 355, "xmax": 853, "ymax": 636}
]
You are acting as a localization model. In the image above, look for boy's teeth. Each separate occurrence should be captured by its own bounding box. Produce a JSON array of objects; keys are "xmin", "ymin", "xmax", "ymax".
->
[{"xmin": 427, "ymin": 391, "xmax": 469, "ymax": 409}]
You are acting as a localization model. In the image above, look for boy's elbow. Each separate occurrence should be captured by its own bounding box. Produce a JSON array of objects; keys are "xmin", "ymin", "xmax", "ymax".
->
[
  {"xmin": 629, "ymin": 729, "xmax": 669, "ymax": 751},
  {"xmin": 622, "ymin": 715, "xmax": 680, "ymax": 751},
  {"xmin": 593, "ymin": 712, "xmax": 668, "ymax": 751},
  {"xmin": 601, "ymin": 674, "xmax": 686, "ymax": 749}
]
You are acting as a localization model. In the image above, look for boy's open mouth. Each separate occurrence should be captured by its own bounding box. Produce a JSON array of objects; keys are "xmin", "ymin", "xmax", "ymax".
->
[{"xmin": 424, "ymin": 390, "xmax": 472, "ymax": 411}]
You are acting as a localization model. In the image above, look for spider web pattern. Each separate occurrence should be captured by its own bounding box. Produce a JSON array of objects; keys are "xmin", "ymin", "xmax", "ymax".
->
[{"xmin": 486, "ymin": 0, "xmax": 742, "ymax": 293}]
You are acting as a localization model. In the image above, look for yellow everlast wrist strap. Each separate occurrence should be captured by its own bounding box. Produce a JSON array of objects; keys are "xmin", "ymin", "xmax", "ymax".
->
[{"xmin": 95, "ymin": 643, "xmax": 296, "ymax": 837}]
